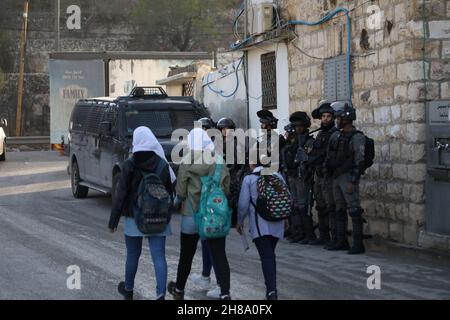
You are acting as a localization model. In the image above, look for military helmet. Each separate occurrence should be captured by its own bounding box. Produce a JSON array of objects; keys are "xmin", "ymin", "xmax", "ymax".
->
[
  {"xmin": 312, "ymin": 100, "xmax": 334, "ymax": 119},
  {"xmin": 198, "ymin": 117, "xmax": 215, "ymax": 130},
  {"xmin": 284, "ymin": 123, "xmax": 296, "ymax": 134},
  {"xmin": 216, "ymin": 117, "xmax": 236, "ymax": 130},
  {"xmin": 257, "ymin": 110, "xmax": 278, "ymax": 128},
  {"xmin": 332, "ymin": 101, "xmax": 356, "ymax": 121},
  {"xmin": 289, "ymin": 111, "xmax": 311, "ymax": 128}
]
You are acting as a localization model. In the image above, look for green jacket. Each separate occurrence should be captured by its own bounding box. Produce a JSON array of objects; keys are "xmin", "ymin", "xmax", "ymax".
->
[{"xmin": 175, "ymin": 152, "xmax": 230, "ymax": 216}]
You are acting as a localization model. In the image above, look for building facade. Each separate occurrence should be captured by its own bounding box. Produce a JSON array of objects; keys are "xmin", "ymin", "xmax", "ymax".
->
[{"xmin": 232, "ymin": 0, "xmax": 450, "ymax": 249}]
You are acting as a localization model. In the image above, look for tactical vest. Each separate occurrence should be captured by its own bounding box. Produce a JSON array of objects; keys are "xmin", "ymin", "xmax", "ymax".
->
[
  {"xmin": 327, "ymin": 129, "xmax": 359, "ymax": 177},
  {"xmin": 310, "ymin": 126, "xmax": 338, "ymax": 169}
]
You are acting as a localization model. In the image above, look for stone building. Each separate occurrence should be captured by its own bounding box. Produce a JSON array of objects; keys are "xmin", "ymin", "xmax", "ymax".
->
[{"xmin": 232, "ymin": 0, "xmax": 450, "ymax": 249}]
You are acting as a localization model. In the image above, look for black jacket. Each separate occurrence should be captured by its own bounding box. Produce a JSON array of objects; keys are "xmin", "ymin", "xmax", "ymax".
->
[{"xmin": 108, "ymin": 151, "xmax": 174, "ymax": 230}]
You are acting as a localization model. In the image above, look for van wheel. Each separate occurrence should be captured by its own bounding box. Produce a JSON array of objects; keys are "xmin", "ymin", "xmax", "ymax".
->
[
  {"xmin": 71, "ymin": 161, "xmax": 88, "ymax": 199},
  {"xmin": 112, "ymin": 171, "xmax": 120, "ymax": 202},
  {"xmin": 0, "ymin": 141, "xmax": 5, "ymax": 161}
]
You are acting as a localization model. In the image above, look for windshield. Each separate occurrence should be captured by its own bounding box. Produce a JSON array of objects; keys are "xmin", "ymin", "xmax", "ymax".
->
[{"xmin": 125, "ymin": 109, "xmax": 202, "ymax": 137}]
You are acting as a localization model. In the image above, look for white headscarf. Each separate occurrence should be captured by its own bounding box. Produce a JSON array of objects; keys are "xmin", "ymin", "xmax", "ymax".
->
[
  {"xmin": 187, "ymin": 128, "xmax": 215, "ymax": 151},
  {"xmin": 132, "ymin": 126, "xmax": 176, "ymax": 183}
]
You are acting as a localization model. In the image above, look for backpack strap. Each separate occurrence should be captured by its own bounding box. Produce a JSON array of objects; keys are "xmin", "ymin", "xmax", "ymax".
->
[
  {"xmin": 212, "ymin": 156, "xmax": 224, "ymax": 185},
  {"xmin": 155, "ymin": 158, "xmax": 168, "ymax": 176}
]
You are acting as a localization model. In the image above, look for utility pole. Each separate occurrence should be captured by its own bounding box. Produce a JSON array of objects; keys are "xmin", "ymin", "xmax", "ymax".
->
[
  {"xmin": 15, "ymin": 0, "xmax": 29, "ymax": 137},
  {"xmin": 55, "ymin": 0, "xmax": 60, "ymax": 51}
]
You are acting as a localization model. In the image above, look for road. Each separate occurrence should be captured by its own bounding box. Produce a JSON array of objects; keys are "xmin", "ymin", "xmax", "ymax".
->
[{"xmin": 1, "ymin": 151, "xmax": 450, "ymax": 300}]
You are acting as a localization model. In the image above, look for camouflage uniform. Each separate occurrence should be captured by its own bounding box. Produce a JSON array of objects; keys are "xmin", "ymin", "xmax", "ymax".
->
[
  {"xmin": 326, "ymin": 127, "xmax": 366, "ymax": 252},
  {"xmin": 282, "ymin": 132, "xmax": 315, "ymax": 244},
  {"xmin": 308, "ymin": 125, "xmax": 338, "ymax": 245}
]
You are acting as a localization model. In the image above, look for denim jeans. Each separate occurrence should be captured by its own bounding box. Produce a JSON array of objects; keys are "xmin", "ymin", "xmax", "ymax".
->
[
  {"xmin": 125, "ymin": 235, "xmax": 167, "ymax": 298},
  {"xmin": 254, "ymin": 236, "xmax": 278, "ymax": 296}
]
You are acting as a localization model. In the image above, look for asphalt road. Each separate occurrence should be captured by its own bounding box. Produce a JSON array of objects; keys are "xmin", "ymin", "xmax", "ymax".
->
[{"xmin": 1, "ymin": 151, "xmax": 450, "ymax": 300}]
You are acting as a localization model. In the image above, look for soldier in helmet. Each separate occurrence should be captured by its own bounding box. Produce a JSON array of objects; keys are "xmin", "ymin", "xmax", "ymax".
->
[
  {"xmin": 256, "ymin": 110, "xmax": 286, "ymax": 169},
  {"xmin": 280, "ymin": 123, "xmax": 297, "ymax": 240},
  {"xmin": 307, "ymin": 101, "xmax": 339, "ymax": 246},
  {"xmin": 325, "ymin": 102, "xmax": 367, "ymax": 254},
  {"xmin": 282, "ymin": 111, "xmax": 316, "ymax": 244},
  {"xmin": 198, "ymin": 117, "xmax": 216, "ymax": 131},
  {"xmin": 216, "ymin": 117, "xmax": 248, "ymax": 230}
]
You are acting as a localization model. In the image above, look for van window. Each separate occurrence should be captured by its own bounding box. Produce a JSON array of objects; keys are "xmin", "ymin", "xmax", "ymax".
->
[
  {"xmin": 172, "ymin": 110, "xmax": 202, "ymax": 130},
  {"xmin": 125, "ymin": 110, "xmax": 173, "ymax": 137},
  {"xmin": 85, "ymin": 106, "xmax": 104, "ymax": 135},
  {"xmin": 72, "ymin": 104, "xmax": 90, "ymax": 131}
]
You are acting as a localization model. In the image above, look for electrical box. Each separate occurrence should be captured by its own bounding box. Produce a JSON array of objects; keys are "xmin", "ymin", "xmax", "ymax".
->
[
  {"xmin": 426, "ymin": 100, "xmax": 450, "ymax": 235},
  {"xmin": 250, "ymin": 2, "xmax": 274, "ymax": 35},
  {"xmin": 323, "ymin": 55, "xmax": 350, "ymax": 102}
]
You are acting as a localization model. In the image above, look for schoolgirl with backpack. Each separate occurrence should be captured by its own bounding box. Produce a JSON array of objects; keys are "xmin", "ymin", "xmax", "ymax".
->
[
  {"xmin": 108, "ymin": 127, "xmax": 176, "ymax": 300},
  {"xmin": 168, "ymin": 128, "xmax": 232, "ymax": 301},
  {"xmin": 235, "ymin": 156, "xmax": 292, "ymax": 300}
]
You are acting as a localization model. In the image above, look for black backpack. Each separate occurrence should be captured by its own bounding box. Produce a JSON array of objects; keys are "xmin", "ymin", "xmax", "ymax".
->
[
  {"xmin": 352, "ymin": 131, "xmax": 375, "ymax": 173},
  {"xmin": 133, "ymin": 160, "xmax": 171, "ymax": 235}
]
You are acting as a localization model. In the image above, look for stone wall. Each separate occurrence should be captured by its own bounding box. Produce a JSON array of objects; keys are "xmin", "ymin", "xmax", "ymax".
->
[{"xmin": 281, "ymin": 0, "xmax": 450, "ymax": 245}]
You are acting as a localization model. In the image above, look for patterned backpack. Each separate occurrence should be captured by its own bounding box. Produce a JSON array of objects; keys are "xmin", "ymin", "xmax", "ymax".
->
[
  {"xmin": 251, "ymin": 173, "xmax": 292, "ymax": 222},
  {"xmin": 194, "ymin": 158, "xmax": 232, "ymax": 239}
]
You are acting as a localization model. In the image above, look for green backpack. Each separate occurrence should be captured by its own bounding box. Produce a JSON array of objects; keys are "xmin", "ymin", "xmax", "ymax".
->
[{"xmin": 194, "ymin": 158, "xmax": 232, "ymax": 239}]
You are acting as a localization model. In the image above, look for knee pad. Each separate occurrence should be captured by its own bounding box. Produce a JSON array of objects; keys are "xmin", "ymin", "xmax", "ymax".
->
[{"xmin": 348, "ymin": 207, "xmax": 364, "ymax": 218}]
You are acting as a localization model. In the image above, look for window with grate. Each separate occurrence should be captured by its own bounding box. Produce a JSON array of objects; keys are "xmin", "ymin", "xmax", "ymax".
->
[
  {"xmin": 85, "ymin": 106, "xmax": 104, "ymax": 135},
  {"xmin": 182, "ymin": 81, "xmax": 194, "ymax": 97},
  {"xmin": 125, "ymin": 110, "xmax": 173, "ymax": 137},
  {"xmin": 72, "ymin": 104, "xmax": 91, "ymax": 131},
  {"xmin": 261, "ymin": 52, "xmax": 277, "ymax": 110}
]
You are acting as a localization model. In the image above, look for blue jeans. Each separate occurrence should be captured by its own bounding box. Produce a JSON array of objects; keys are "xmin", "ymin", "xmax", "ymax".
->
[
  {"xmin": 254, "ymin": 236, "xmax": 278, "ymax": 297},
  {"xmin": 125, "ymin": 235, "xmax": 167, "ymax": 298}
]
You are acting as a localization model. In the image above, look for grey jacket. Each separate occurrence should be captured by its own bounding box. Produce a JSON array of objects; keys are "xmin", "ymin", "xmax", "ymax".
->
[{"xmin": 237, "ymin": 167, "xmax": 285, "ymax": 240}]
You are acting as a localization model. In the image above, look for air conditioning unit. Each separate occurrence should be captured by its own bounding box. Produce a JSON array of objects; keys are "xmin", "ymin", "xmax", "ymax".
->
[{"xmin": 250, "ymin": 2, "xmax": 274, "ymax": 35}]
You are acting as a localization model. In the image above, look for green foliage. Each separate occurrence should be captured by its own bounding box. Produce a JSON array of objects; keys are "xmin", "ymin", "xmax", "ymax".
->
[{"xmin": 131, "ymin": 0, "xmax": 239, "ymax": 51}]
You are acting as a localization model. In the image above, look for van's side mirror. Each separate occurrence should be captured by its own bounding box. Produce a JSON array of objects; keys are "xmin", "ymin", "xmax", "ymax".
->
[
  {"xmin": 0, "ymin": 118, "xmax": 7, "ymax": 128},
  {"xmin": 99, "ymin": 121, "xmax": 111, "ymax": 135}
]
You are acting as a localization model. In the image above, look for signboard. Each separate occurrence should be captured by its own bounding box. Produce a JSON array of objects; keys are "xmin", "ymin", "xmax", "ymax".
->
[
  {"xmin": 49, "ymin": 59, "xmax": 105, "ymax": 145},
  {"xmin": 428, "ymin": 101, "xmax": 450, "ymax": 125}
]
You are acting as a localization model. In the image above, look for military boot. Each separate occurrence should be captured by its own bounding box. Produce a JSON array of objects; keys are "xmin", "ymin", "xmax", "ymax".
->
[
  {"xmin": 289, "ymin": 209, "xmax": 305, "ymax": 243},
  {"xmin": 299, "ymin": 210, "xmax": 316, "ymax": 245},
  {"xmin": 324, "ymin": 210, "xmax": 337, "ymax": 249},
  {"xmin": 348, "ymin": 216, "xmax": 366, "ymax": 254},
  {"xmin": 309, "ymin": 208, "xmax": 330, "ymax": 245},
  {"xmin": 327, "ymin": 210, "xmax": 349, "ymax": 251}
]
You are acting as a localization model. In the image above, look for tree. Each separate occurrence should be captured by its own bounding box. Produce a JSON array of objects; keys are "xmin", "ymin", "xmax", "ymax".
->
[{"xmin": 130, "ymin": 0, "xmax": 240, "ymax": 52}]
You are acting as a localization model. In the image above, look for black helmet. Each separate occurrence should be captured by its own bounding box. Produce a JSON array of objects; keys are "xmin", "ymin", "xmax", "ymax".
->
[
  {"xmin": 331, "ymin": 101, "xmax": 349, "ymax": 116},
  {"xmin": 284, "ymin": 123, "xmax": 296, "ymax": 134},
  {"xmin": 257, "ymin": 110, "xmax": 278, "ymax": 128},
  {"xmin": 312, "ymin": 100, "xmax": 334, "ymax": 119},
  {"xmin": 289, "ymin": 111, "xmax": 311, "ymax": 128},
  {"xmin": 333, "ymin": 102, "xmax": 356, "ymax": 121},
  {"xmin": 198, "ymin": 117, "xmax": 215, "ymax": 130},
  {"xmin": 216, "ymin": 118, "xmax": 236, "ymax": 130}
]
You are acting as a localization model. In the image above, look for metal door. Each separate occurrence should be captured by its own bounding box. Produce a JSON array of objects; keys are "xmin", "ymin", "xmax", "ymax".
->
[{"xmin": 426, "ymin": 101, "xmax": 450, "ymax": 235}]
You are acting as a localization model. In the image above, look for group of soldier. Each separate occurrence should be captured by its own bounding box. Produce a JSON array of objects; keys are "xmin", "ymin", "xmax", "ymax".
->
[{"xmin": 198, "ymin": 100, "xmax": 369, "ymax": 255}]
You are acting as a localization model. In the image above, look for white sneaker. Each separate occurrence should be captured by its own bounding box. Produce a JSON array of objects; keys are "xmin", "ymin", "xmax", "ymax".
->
[
  {"xmin": 190, "ymin": 273, "xmax": 211, "ymax": 290},
  {"xmin": 206, "ymin": 286, "xmax": 221, "ymax": 299}
]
